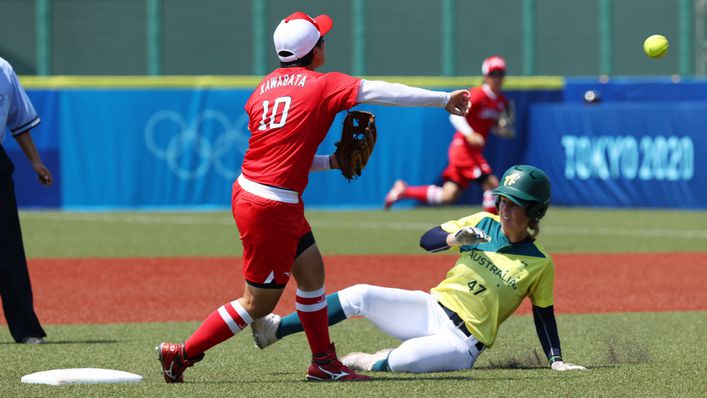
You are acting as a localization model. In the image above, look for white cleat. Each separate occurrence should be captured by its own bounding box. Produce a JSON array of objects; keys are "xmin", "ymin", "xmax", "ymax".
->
[
  {"xmin": 342, "ymin": 348, "xmax": 393, "ymax": 371},
  {"xmin": 384, "ymin": 180, "xmax": 408, "ymax": 210},
  {"xmin": 251, "ymin": 313, "xmax": 281, "ymax": 349}
]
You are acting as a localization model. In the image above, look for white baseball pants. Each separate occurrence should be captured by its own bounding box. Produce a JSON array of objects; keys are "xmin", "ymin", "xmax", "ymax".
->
[{"xmin": 337, "ymin": 284, "xmax": 484, "ymax": 373}]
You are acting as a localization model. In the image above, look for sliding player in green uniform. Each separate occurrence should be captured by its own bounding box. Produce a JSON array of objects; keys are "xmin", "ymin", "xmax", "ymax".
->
[{"xmin": 251, "ymin": 165, "xmax": 587, "ymax": 373}]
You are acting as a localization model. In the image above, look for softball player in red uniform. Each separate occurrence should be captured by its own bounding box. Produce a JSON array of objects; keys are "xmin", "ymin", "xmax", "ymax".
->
[
  {"xmin": 253, "ymin": 166, "xmax": 587, "ymax": 374},
  {"xmin": 157, "ymin": 11, "xmax": 471, "ymax": 383},
  {"xmin": 384, "ymin": 56, "xmax": 511, "ymax": 213}
]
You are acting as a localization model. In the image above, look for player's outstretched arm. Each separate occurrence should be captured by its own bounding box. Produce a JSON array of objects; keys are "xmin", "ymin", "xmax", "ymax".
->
[
  {"xmin": 419, "ymin": 226, "xmax": 488, "ymax": 252},
  {"xmin": 532, "ymin": 305, "xmax": 588, "ymax": 371},
  {"xmin": 419, "ymin": 226, "xmax": 451, "ymax": 252},
  {"xmin": 356, "ymin": 80, "xmax": 469, "ymax": 115}
]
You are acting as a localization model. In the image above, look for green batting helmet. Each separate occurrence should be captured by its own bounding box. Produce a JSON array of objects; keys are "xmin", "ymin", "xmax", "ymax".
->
[{"xmin": 492, "ymin": 165, "xmax": 551, "ymax": 221}]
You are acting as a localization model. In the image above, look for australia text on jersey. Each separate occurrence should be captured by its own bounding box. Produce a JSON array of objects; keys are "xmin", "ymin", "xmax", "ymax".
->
[
  {"xmin": 463, "ymin": 250, "xmax": 521, "ymax": 290},
  {"xmin": 260, "ymin": 74, "xmax": 308, "ymax": 95}
]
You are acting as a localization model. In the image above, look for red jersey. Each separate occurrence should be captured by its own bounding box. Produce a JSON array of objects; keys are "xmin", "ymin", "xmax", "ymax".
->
[
  {"xmin": 454, "ymin": 84, "xmax": 508, "ymax": 143},
  {"xmin": 243, "ymin": 67, "xmax": 360, "ymax": 194}
]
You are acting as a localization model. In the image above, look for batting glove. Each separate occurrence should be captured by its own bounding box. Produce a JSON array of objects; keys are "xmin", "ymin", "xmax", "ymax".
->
[
  {"xmin": 551, "ymin": 361, "xmax": 588, "ymax": 371},
  {"xmin": 452, "ymin": 227, "xmax": 490, "ymax": 246}
]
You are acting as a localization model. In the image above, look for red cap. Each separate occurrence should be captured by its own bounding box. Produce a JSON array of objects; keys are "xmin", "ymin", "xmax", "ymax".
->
[{"xmin": 481, "ymin": 55, "xmax": 507, "ymax": 75}]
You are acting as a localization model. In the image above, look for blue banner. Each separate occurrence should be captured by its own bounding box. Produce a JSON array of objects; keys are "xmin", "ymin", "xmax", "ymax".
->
[
  {"xmin": 564, "ymin": 77, "xmax": 707, "ymax": 103},
  {"xmin": 17, "ymin": 87, "xmax": 561, "ymax": 209},
  {"xmin": 525, "ymin": 102, "xmax": 706, "ymax": 208},
  {"xmin": 59, "ymin": 89, "xmax": 250, "ymax": 208},
  {"xmin": 18, "ymin": 83, "xmax": 707, "ymax": 209}
]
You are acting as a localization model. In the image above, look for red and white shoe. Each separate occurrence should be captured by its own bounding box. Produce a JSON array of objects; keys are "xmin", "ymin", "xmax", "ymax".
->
[
  {"xmin": 306, "ymin": 343, "xmax": 372, "ymax": 382},
  {"xmin": 384, "ymin": 180, "xmax": 408, "ymax": 210},
  {"xmin": 156, "ymin": 342, "xmax": 204, "ymax": 383}
]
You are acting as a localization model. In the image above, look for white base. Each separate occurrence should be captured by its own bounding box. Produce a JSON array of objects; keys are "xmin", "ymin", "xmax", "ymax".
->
[{"xmin": 21, "ymin": 368, "xmax": 143, "ymax": 385}]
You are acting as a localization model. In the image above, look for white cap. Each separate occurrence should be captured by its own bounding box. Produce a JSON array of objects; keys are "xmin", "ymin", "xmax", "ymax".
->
[
  {"xmin": 273, "ymin": 11, "xmax": 333, "ymax": 62},
  {"xmin": 481, "ymin": 55, "xmax": 507, "ymax": 75}
]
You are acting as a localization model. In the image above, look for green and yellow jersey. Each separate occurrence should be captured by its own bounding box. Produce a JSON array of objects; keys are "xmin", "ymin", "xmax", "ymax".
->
[{"xmin": 430, "ymin": 212, "xmax": 554, "ymax": 347}]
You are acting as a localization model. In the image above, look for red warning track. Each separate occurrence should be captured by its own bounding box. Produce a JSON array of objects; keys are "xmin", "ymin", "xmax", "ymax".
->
[{"xmin": 2, "ymin": 253, "xmax": 705, "ymax": 325}]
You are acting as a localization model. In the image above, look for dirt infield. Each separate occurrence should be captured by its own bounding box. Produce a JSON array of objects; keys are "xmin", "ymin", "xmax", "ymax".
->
[{"xmin": 2, "ymin": 253, "xmax": 706, "ymax": 325}]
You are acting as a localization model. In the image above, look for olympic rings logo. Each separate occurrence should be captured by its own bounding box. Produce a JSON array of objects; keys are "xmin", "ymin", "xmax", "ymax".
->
[{"xmin": 144, "ymin": 110, "xmax": 250, "ymax": 180}]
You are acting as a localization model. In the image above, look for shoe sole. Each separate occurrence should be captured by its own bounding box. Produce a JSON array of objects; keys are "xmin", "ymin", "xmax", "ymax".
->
[{"xmin": 306, "ymin": 375, "xmax": 372, "ymax": 382}]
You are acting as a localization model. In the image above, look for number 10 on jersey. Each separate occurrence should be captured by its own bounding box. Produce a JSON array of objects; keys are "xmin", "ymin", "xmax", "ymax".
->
[{"xmin": 258, "ymin": 96, "xmax": 292, "ymax": 130}]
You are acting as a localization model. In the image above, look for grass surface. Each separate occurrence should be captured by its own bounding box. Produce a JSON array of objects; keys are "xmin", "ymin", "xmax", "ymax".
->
[
  {"xmin": 5, "ymin": 208, "xmax": 706, "ymax": 397},
  {"xmin": 1, "ymin": 312, "xmax": 705, "ymax": 397},
  {"xmin": 18, "ymin": 207, "xmax": 707, "ymax": 257}
]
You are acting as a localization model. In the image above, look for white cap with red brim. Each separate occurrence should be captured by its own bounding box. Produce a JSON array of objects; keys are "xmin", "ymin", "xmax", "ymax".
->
[{"xmin": 273, "ymin": 11, "xmax": 333, "ymax": 62}]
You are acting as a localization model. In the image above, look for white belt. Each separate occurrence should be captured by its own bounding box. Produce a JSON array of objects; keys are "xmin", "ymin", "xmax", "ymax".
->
[{"xmin": 237, "ymin": 174, "xmax": 299, "ymax": 204}]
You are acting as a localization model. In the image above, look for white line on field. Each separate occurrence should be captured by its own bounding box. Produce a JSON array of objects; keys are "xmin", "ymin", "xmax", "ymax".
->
[
  {"xmin": 20, "ymin": 212, "xmax": 234, "ymax": 225},
  {"xmin": 546, "ymin": 225, "xmax": 707, "ymax": 239},
  {"xmin": 20, "ymin": 212, "xmax": 707, "ymax": 239}
]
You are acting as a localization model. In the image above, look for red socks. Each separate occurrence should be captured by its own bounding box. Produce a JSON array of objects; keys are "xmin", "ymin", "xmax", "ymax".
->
[
  {"xmin": 403, "ymin": 185, "xmax": 429, "ymax": 202},
  {"xmin": 296, "ymin": 287, "xmax": 331, "ymax": 355},
  {"xmin": 185, "ymin": 300, "xmax": 253, "ymax": 358}
]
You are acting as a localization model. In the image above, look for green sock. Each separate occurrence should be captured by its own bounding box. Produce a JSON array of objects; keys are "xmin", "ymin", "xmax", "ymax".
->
[
  {"xmin": 371, "ymin": 358, "xmax": 390, "ymax": 372},
  {"xmin": 276, "ymin": 292, "xmax": 347, "ymax": 339}
]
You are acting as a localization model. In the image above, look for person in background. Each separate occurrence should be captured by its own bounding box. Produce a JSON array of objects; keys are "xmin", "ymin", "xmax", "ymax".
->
[
  {"xmin": 384, "ymin": 56, "xmax": 513, "ymax": 213},
  {"xmin": 0, "ymin": 56, "xmax": 53, "ymax": 344}
]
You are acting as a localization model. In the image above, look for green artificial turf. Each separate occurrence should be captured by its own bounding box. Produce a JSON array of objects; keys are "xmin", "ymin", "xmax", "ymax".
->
[
  {"xmin": 5, "ymin": 208, "xmax": 706, "ymax": 397},
  {"xmin": 1, "ymin": 312, "xmax": 705, "ymax": 397},
  {"xmin": 18, "ymin": 207, "xmax": 707, "ymax": 258}
]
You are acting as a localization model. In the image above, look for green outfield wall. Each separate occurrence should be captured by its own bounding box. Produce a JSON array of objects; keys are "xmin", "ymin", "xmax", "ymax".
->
[{"xmin": 0, "ymin": 0, "xmax": 702, "ymax": 76}]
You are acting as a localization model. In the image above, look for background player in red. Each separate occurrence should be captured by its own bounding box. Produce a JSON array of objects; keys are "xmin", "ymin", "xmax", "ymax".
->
[
  {"xmin": 157, "ymin": 11, "xmax": 470, "ymax": 383},
  {"xmin": 384, "ymin": 56, "xmax": 511, "ymax": 213}
]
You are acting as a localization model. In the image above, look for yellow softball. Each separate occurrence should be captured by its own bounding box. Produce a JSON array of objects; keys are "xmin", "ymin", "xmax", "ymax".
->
[{"xmin": 643, "ymin": 35, "xmax": 669, "ymax": 58}]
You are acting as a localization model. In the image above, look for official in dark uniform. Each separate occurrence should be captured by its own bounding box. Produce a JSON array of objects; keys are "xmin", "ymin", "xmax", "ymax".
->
[{"xmin": 0, "ymin": 56, "xmax": 52, "ymax": 344}]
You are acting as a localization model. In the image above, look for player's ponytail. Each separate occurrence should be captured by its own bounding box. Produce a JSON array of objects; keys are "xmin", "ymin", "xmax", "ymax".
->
[{"xmin": 529, "ymin": 219, "xmax": 540, "ymax": 238}]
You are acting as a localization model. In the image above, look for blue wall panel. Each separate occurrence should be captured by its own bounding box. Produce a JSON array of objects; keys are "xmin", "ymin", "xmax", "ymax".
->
[
  {"xmin": 59, "ymin": 89, "xmax": 250, "ymax": 208},
  {"xmin": 564, "ymin": 77, "xmax": 707, "ymax": 103},
  {"xmin": 17, "ymin": 87, "xmax": 562, "ymax": 209},
  {"xmin": 15, "ymin": 81, "xmax": 707, "ymax": 210},
  {"xmin": 525, "ymin": 103, "xmax": 705, "ymax": 208}
]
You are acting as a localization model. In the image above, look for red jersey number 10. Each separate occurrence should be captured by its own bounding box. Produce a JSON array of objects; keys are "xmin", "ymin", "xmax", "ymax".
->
[{"xmin": 258, "ymin": 96, "xmax": 292, "ymax": 131}]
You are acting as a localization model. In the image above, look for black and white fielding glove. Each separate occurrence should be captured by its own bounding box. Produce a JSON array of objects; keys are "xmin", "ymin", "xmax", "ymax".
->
[{"xmin": 452, "ymin": 227, "xmax": 490, "ymax": 246}]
